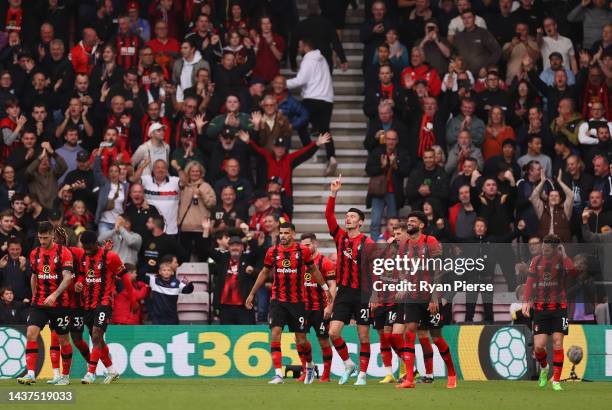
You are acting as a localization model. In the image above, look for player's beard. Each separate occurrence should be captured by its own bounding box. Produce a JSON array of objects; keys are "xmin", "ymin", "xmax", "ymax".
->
[{"xmin": 407, "ymin": 227, "xmax": 419, "ymax": 235}]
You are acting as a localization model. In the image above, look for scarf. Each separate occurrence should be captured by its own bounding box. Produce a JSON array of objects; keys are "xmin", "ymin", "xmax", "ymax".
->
[
  {"xmin": 582, "ymin": 81, "xmax": 610, "ymax": 120},
  {"xmin": 418, "ymin": 114, "xmax": 435, "ymax": 158}
]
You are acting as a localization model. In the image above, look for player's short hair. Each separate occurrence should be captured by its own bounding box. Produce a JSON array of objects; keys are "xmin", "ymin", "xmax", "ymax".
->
[
  {"xmin": 279, "ymin": 222, "xmax": 295, "ymax": 231},
  {"xmin": 397, "ymin": 221, "xmax": 408, "ymax": 231},
  {"xmin": 474, "ymin": 217, "xmax": 487, "ymax": 226},
  {"xmin": 407, "ymin": 211, "xmax": 427, "ymax": 224},
  {"xmin": 37, "ymin": 221, "xmax": 54, "ymax": 234},
  {"xmin": 0, "ymin": 210, "xmax": 13, "ymax": 220},
  {"xmin": 347, "ymin": 207, "xmax": 365, "ymax": 221},
  {"xmin": 80, "ymin": 230, "xmax": 98, "ymax": 246},
  {"xmin": 300, "ymin": 232, "xmax": 317, "ymax": 241},
  {"xmin": 150, "ymin": 215, "xmax": 165, "ymax": 230}
]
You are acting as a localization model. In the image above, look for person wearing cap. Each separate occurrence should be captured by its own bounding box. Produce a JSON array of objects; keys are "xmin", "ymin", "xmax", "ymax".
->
[
  {"xmin": 131, "ymin": 121, "xmax": 170, "ymax": 176},
  {"xmin": 206, "ymin": 124, "xmax": 251, "ymax": 184},
  {"xmin": 539, "ymin": 52, "xmax": 576, "ymax": 87},
  {"xmin": 126, "ymin": 0, "xmax": 151, "ymax": 42},
  {"xmin": 56, "ymin": 126, "xmax": 87, "ymax": 185},
  {"xmin": 239, "ymin": 130, "xmax": 331, "ymax": 198},
  {"xmin": 201, "ymin": 220, "xmax": 257, "ymax": 325}
]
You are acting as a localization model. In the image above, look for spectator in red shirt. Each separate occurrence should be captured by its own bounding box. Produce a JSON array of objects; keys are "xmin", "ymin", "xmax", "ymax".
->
[
  {"xmin": 112, "ymin": 263, "xmax": 150, "ymax": 325},
  {"xmin": 251, "ymin": 16, "xmax": 285, "ymax": 83},
  {"xmin": 400, "ymin": 46, "xmax": 442, "ymax": 97},
  {"xmin": 70, "ymin": 27, "xmax": 100, "ymax": 75},
  {"xmin": 147, "ymin": 20, "xmax": 180, "ymax": 73}
]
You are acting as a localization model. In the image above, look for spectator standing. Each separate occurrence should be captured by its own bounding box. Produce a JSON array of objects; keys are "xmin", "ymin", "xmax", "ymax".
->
[
  {"xmin": 112, "ymin": 263, "xmax": 149, "ymax": 325},
  {"xmin": 0, "ymin": 238, "xmax": 30, "ymax": 303},
  {"xmin": 147, "ymin": 260, "xmax": 194, "ymax": 325},
  {"xmin": 453, "ymin": 9, "xmax": 502, "ymax": 76},
  {"xmin": 567, "ymin": 0, "xmax": 612, "ymax": 50},
  {"xmin": 25, "ymin": 142, "xmax": 67, "ymax": 209},
  {"xmin": 177, "ymin": 161, "xmax": 216, "ymax": 260},
  {"xmin": 0, "ymin": 287, "xmax": 26, "ymax": 324},
  {"xmin": 93, "ymin": 152, "xmax": 128, "ymax": 237},
  {"xmin": 530, "ymin": 169, "xmax": 575, "ymax": 242},
  {"xmin": 287, "ymin": 38, "xmax": 337, "ymax": 176},
  {"xmin": 98, "ymin": 214, "xmax": 142, "ymax": 265}
]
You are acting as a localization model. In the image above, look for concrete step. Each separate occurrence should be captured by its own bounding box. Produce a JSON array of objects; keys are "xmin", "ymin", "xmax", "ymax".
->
[
  {"xmin": 294, "ymin": 162, "xmax": 366, "ymax": 177},
  {"xmin": 330, "ymin": 122, "xmax": 367, "ymax": 132}
]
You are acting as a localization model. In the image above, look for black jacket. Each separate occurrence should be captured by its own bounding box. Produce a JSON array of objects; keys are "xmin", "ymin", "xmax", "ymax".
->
[
  {"xmin": 363, "ymin": 118, "xmax": 410, "ymax": 151},
  {"xmin": 201, "ymin": 237, "xmax": 258, "ymax": 312},
  {"xmin": 365, "ymin": 144, "xmax": 411, "ymax": 208},
  {"xmin": 405, "ymin": 165, "xmax": 449, "ymax": 210}
]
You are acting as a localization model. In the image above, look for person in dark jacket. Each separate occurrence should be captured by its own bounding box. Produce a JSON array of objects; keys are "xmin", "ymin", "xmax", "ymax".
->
[
  {"xmin": 202, "ymin": 220, "xmax": 257, "ymax": 325},
  {"xmin": 0, "ymin": 238, "xmax": 30, "ymax": 303},
  {"xmin": 147, "ymin": 259, "xmax": 194, "ymax": 325},
  {"xmin": 406, "ymin": 148, "xmax": 449, "ymax": 210},
  {"xmin": 363, "ymin": 101, "xmax": 410, "ymax": 151},
  {"xmin": 363, "ymin": 64, "xmax": 404, "ymax": 120},
  {"xmin": 359, "ymin": 1, "xmax": 397, "ymax": 73},
  {"xmin": 365, "ymin": 129, "xmax": 411, "ymax": 238},
  {"xmin": 0, "ymin": 287, "xmax": 27, "ymax": 324}
]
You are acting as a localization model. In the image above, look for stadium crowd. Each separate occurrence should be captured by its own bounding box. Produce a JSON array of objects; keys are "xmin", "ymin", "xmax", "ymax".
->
[{"xmin": 0, "ymin": 0, "xmax": 610, "ymax": 327}]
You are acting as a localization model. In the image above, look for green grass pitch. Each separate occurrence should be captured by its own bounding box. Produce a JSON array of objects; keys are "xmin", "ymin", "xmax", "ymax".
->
[{"xmin": 1, "ymin": 378, "xmax": 611, "ymax": 410}]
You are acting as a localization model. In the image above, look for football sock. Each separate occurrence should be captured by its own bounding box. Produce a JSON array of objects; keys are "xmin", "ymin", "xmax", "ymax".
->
[
  {"xmin": 553, "ymin": 349, "xmax": 564, "ymax": 382},
  {"xmin": 73, "ymin": 339, "xmax": 90, "ymax": 362},
  {"xmin": 100, "ymin": 343, "xmax": 113, "ymax": 368},
  {"xmin": 88, "ymin": 346, "xmax": 101, "ymax": 374},
  {"xmin": 331, "ymin": 337, "xmax": 350, "ymax": 362},
  {"xmin": 535, "ymin": 349, "xmax": 548, "ymax": 368},
  {"xmin": 405, "ymin": 331, "xmax": 416, "ymax": 382},
  {"xmin": 50, "ymin": 331, "xmax": 60, "ymax": 373},
  {"xmin": 296, "ymin": 343, "xmax": 306, "ymax": 372},
  {"xmin": 321, "ymin": 344, "xmax": 333, "ymax": 379},
  {"xmin": 359, "ymin": 342, "xmax": 370, "ymax": 373},
  {"xmin": 26, "ymin": 340, "xmax": 38, "ymax": 376},
  {"xmin": 270, "ymin": 342, "xmax": 282, "ymax": 374},
  {"xmin": 60, "ymin": 343, "xmax": 72, "ymax": 376},
  {"xmin": 303, "ymin": 341, "xmax": 313, "ymax": 365},
  {"xmin": 419, "ymin": 336, "xmax": 434, "ymax": 376},
  {"xmin": 434, "ymin": 337, "xmax": 456, "ymax": 377},
  {"xmin": 381, "ymin": 333, "xmax": 393, "ymax": 371}
]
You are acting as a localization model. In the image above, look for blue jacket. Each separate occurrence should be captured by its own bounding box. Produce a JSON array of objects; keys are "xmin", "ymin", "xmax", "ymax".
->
[
  {"xmin": 278, "ymin": 94, "xmax": 309, "ymax": 129},
  {"xmin": 93, "ymin": 156, "xmax": 129, "ymax": 224}
]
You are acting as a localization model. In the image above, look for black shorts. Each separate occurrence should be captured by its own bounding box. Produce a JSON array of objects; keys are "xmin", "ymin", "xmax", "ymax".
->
[
  {"xmin": 27, "ymin": 306, "xmax": 71, "ymax": 335},
  {"xmin": 373, "ymin": 305, "xmax": 400, "ymax": 330},
  {"xmin": 533, "ymin": 308, "xmax": 569, "ymax": 335},
  {"xmin": 269, "ymin": 300, "xmax": 307, "ymax": 333},
  {"xmin": 331, "ymin": 287, "xmax": 371, "ymax": 325},
  {"xmin": 307, "ymin": 309, "xmax": 329, "ymax": 337},
  {"xmin": 84, "ymin": 306, "xmax": 113, "ymax": 332},
  {"xmin": 404, "ymin": 303, "xmax": 444, "ymax": 330},
  {"xmin": 70, "ymin": 308, "xmax": 85, "ymax": 333}
]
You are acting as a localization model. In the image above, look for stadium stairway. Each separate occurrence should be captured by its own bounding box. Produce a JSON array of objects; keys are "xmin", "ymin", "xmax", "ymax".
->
[{"xmin": 285, "ymin": 3, "xmax": 370, "ymax": 256}]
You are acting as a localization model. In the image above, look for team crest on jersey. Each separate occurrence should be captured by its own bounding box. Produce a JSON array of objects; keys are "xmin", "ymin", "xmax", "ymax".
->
[
  {"xmin": 87, "ymin": 269, "xmax": 95, "ymax": 278},
  {"xmin": 282, "ymin": 259, "xmax": 291, "ymax": 268},
  {"xmin": 149, "ymin": 243, "xmax": 156, "ymax": 250},
  {"xmin": 42, "ymin": 265, "xmax": 51, "ymax": 274},
  {"xmin": 543, "ymin": 271, "xmax": 552, "ymax": 282},
  {"xmin": 304, "ymin": 273, "xmax": 311, "ymax": 282}
]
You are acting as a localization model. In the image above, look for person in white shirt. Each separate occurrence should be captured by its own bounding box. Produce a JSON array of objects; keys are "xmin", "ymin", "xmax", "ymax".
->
[
  {"xmin": 140, "ymin": 159, "xmax": 186, "ymax": 236},
  {"xmin": 131, "ymin": 122, "xmax": 171, "ymax": 175},
  {"xmin": 287, "ymin": 38, "xmax": 337, "ymax": 176},
  {"xmin": 577, "ymin": 101, "xmax": 612, "ymax": 145},
  {"xmin": 447, "ymin": 0, "xmax": 487, "ymax": 42},
  {"xmin": 538, "ymin": 17, "xmax": 578, "ymax": 73}
]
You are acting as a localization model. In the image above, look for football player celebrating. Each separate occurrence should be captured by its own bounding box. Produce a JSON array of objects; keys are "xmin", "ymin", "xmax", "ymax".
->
[
  {"xmin": 77, "ymin": 230, "xmax": 135, "ymax": 384},
  {"xmin": 245, "ymin": 223, "xmax": 331, "ymax": 385},
  {"xmin": 18, "ymin": 222, "xmax": 74, "ymax": 385},
  {"xmin": 326, "ymin": 175, "xmax": 375, "ymax": 385},
  {"xmin": 522, "ymin": 234, "xmax": 577, "ymax": 391}
]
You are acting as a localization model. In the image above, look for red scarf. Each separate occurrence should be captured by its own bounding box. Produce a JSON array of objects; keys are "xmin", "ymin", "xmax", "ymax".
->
[
  {"xmin": 583, "ymin": 82, "xmax": 610, "ymax": 120},
  {"xmin": 6, "ymin": 7, "xmax": 22, "ymax": 32},
  {"xmin": 107, "ymin": 115, "xmax": 132, "ymax": 154},
  {"xmin": 418, "ymin": 115, "xmax": 435, "ymax": 158},
  {"xmin": 380, "ymin": 83, "xmax": 394, "ymax": 100}
]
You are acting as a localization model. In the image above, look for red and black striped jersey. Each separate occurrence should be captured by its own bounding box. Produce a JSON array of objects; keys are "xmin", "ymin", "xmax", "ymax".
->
[
  {"xmin": 403, "ymin": 234, "xmax": 441, "ymax": 301},
  {"xmin": 264, "ymin": 242, "xmax": 313, "ymax": 304},
  {"xmin": 29, "ymin": 244, "xmax": 74, "ymax": 308},
  {"xmin": 526, "ymin": 254, "xmax": 577, "ymax": 311},
  {"xmin": 67, "ymin": 247, "xmax": 85, "ymax": 309},
  {"xmin": 325, "ymin": 196, "xmax": 374, "ymax": 290},
  {"xmin": 304, "ymin": 253, "xmax": 335, "ymax": 311},
  {"xmin": 80, "ymin": 248, "xmax": 126, "ymax": 310}
]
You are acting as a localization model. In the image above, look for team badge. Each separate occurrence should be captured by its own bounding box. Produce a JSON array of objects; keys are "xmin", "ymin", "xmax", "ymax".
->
[
  {"xmin": 149, "ymin": 243, "xmax": 156, "ymax": 250},
  {"xmin": 304, "ymin": 273, "xmax": 311, "ymax": 282},
  {"xmin": 42, "ymin": 265, "xmax": 51, "ymax": 274},
  {"xmin": 282, "ymin": 259, "xmax": 291, "ymax": 268}
]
